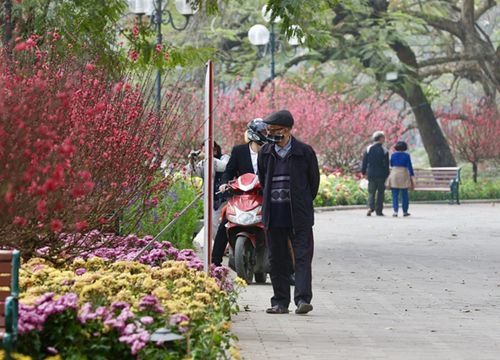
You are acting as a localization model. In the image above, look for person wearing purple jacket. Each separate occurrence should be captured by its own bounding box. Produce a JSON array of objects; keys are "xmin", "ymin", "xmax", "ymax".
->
[{"xmin": 386, "ymin": 141, "xmax": 416, "ymax": 217}]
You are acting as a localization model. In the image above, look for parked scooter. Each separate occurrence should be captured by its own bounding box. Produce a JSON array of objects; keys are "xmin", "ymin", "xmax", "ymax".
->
[{"xmin": 221, "ymin": 173, "xmax": 269, "ymax": 284}]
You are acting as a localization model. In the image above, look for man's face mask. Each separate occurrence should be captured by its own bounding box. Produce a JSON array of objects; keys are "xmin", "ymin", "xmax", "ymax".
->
[{"xmin": 266, "ymin": 127, "xmax": 287, "ymax": 143}]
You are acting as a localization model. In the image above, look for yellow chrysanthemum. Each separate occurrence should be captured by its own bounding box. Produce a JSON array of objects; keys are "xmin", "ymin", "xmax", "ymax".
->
[{"xmin": 234, "ymin": 277, "xmax": 248, "ymax": 288}]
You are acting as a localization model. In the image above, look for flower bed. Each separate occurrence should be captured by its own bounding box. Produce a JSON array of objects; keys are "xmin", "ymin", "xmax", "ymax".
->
[
  {"xmin": 314, "ymin": 171, "xmax": 368, "ymax": 207},
  {"xmin": 315, "ymin": 170, "xmax": 500, "ymax": 207},
  {"xmin": 17, "ymin": 233, "xmax": 243, "ymax": 359},
  {"xmin": 0, "ymin": 352, "xmax": 60, "ymax": 360}
]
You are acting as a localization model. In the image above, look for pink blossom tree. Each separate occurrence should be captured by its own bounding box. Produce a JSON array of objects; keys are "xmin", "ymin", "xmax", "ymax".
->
[
  {"xmin": 440, "ymin": 101, "xmax": 500, "ymax": 182},
  {"xmin": 216, "ymin": 80, "xmax": 405, "ymax": 169},
  {"xmin": 0, "ymin": 38, "xmax": 203, "ymax": 258}
]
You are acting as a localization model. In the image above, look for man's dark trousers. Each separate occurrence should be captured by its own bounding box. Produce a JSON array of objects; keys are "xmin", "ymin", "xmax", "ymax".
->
[
  {"xmin": 267, "ymin": 227, "xmax": 313, "ymax": 308},
  {"xmin": 212, "ymin": 218, "xmax": 229, "ymax": 266},
  {"xmin": 368, "ymin": 178, "xmax": 385, "ymax": 214}
]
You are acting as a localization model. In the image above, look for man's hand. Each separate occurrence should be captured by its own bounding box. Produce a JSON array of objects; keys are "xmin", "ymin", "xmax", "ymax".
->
[{"xmin": 219, "ymin": 184, "xmax": 229, "ymax": 193}]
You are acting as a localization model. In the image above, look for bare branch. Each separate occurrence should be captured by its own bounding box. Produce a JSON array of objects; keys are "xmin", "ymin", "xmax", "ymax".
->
[
  {"xmin": 259, "ymin": 50, "xmax": 335, "ymax": 91},
  {"xmin": 418, "ymin": 60, "xmax": 482, "ymax": 78},
  {"xmin": 418, "ymin": 53, "xmax": 496, "ymax": 68},
  {"xmin": 419, "ymin": 56, "xmax": 462, "ymax": 68},
  {"xmin": 449, "ymin": 77, "xmax": 462, "ymax": 108},
  {"xmin": 406, "ymin": 10, "xmax": 463, "ymax": 38}
]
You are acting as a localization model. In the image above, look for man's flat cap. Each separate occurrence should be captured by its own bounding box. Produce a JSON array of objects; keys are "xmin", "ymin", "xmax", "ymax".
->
[{"xmin": 264, "ymin": 110, "xmax": 294, "ymax": 127}]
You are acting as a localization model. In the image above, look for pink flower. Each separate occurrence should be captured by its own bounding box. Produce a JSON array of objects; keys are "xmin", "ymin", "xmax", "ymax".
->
[
  {"xmin": 59, "ymin": 139, "xmax": 75, "ymax": 155},
  {"xmin": 36, "ymin": 199, "xmax": 47, "ymax": 215},
  {"xmin": 14, "ymin": 42, "xmax": 28, "ymax": 52},
  {"xmin": 150, "ymin": 196, "xmax": 159, "ymax": 207},
  {"xmin": 140, "ymin": 316, "xmax": 154, "ymax": 325},
  {"xmin": 169, "ymin": 313, "xmax": 189, "ymax": 333},
  {"xmin": 13, "ymin": 216, "xmax": 28, "ymax": 226},
  {"xmin": 129, "ymin": 50, "xmax": 139, "ymax": 62},
  {"xmin": 4, "ymin": 191, "xmax": 14, "ymax": 203},
  {"xmin": 74, "ymin": 221, "xmax": 88, "ymax": 232},
  {"xmin": 75, "ymin": 268, "xmax": 87, "ymax": 276},
  {"xmin": 132, "ymin": 25, "xmax": 140, "ymax": 39},
  {"xmin": 123, "ymin": 323, "xmax": 137, "ymax": 335},
  {"xmin": 50, "ymin": 219, "xmax": 64, "ymax": 233}
]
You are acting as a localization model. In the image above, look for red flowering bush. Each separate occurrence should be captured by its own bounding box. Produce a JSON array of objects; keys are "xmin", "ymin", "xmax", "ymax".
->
[
  {"xmin": 216, "ymin": 80, "xmax": 404, "ymax": 168},
  {"xmin": 0, "ymin": 38, "xmax": 202, "ymax": 258},
  {"xmin": 440, "ymin": 101, "xmax": 500, "ymax": 182}
]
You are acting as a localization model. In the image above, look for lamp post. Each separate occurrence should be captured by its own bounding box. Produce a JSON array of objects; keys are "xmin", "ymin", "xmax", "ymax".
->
[
  {"xmin": 128, "ymin": 0, "xmax": 198, "ymax": 114},
  {"xmin": 3, "ymin": 0, "xmax": 13, "ymax": 57},
  {"xmin": 248, "ymin": 5, "xmax": 303, "ymax": 82}
]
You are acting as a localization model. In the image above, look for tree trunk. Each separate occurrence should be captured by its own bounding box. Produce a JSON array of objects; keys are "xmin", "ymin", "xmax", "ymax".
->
[
  {"xmin": 401, "ymin": 84, "xmax": 457, "ymax": 167},
  {"xmin": 391, "ymin": 41, "xmax": 457, "ymax": 167},
  {"xmin": 472, "ymin": 162, "xmax": 478, "ymax": 183}
]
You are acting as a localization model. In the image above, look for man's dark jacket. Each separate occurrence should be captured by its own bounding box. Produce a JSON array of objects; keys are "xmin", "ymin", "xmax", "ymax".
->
[
  {"xmin": 221, "ymin": 144, "xmax": 256, "ymax": 184},
  {"xmin": 258, "ymin": 137, "xmax": 320, "ymax": 230},
  {"xmin": 361, "ymin": 143, "xmax": 390, "ymax": 179}
]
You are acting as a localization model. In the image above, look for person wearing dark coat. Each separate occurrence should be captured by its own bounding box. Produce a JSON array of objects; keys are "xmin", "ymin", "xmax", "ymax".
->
[
  {"xmin": 361, "ymin": 131, "xmax": 390, "ymax": 216},
  {"xmin": 211, "ymin": 119, "xmax": 267, "ymax": 266},
  {"xmin": 258, "ymin": 110, "xmax": 320, "ymax": 315}
]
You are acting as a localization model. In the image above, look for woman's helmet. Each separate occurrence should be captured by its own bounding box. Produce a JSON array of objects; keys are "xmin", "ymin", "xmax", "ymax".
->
[{"xmin": 246, "ymin": 118, "xmax": 268, "ymax": 145}]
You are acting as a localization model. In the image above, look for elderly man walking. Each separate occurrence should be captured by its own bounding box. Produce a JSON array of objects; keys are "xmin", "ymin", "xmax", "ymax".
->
[
  {"xmin": 258, "ymin": 110, "xmax": 320, "ymax": 315},
  {"xmin": 361, "ymin": 131, "xmax": 390, "ymax": 216}
]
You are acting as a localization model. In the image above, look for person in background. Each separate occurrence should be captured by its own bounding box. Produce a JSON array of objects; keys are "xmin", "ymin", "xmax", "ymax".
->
[
  {"xmin": 189, "ymin": 141, "xmax": 230, "ymax": 237},
  {"xmin": 386, "ymin": 141, "xmax": 415, "ymax": 217},
  {"xmin": 211, "ymin": 119, "xmax": 268, "ymax": 266},
  {"xmin": 361, "ymin": 131, "xmax": 390, "ymax": 216}
]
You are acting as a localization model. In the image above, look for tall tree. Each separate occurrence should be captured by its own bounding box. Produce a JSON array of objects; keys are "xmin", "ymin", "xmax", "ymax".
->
[
  {"xmin": 262, "ymin": 0, "xmax": 499, "ymax": 166},
  {"xmin": 192, "ymin": 0, "xmax": 499, "ymax": 166}
]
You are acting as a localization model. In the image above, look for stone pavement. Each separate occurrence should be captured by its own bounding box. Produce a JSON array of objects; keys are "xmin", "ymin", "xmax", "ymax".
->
[{"xmin": 232, "ymin": 204, "xmax": 500, "ymax": 360}]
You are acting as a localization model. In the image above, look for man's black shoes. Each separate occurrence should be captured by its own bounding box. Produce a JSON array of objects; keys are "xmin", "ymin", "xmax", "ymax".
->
[
  {"xmin": 266, "ymin": 302, "xmax": 313, "ymax": 314},
  {"xmin": 295, "ymin": 301, "xmax": 313, "ymax": 315},
  {"xmin": 266, "ymin": 305, "xmax": 289, "ymax": 314}
]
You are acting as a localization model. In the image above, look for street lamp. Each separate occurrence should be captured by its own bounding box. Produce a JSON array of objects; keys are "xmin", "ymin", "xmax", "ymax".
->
[
  {"xmin": 248, "ymin": 5, "xmax": 303, "ymax": 81},
  {"xmin": 2, "ymin": 0, "xmax": 13, "ymax": 57},
  {"xmin": 128, "ymin": 0, "xmax": 198, "ymax": 113}
]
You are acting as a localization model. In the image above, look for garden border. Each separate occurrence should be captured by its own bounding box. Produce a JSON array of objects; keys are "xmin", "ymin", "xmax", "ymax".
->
[{"xmin": 315, "ymin": 199, "xmax": 500, "ymax": 212}]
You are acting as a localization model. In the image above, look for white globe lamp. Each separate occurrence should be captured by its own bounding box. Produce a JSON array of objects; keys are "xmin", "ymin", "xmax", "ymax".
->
[{"xmin": 248, "ymin": 24, "xmax": 270, "ymax": 46}]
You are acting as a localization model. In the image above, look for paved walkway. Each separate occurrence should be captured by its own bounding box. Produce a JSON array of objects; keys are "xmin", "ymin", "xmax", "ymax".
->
[{"xmin": 232, "ymin": 204, "xmax": 500, "ymax": 360}]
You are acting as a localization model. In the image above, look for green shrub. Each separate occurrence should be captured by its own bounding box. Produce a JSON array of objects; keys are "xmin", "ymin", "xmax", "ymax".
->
[
  {"xmin": 315, "ymin": 172, "xmax": 500, "ymax": 207},
  {"xmin": 314, "ymin": 173, "xmax": 370, "ymax": 207},
  {"xmin": 122, "ymin": 177, "xmax": 203, "ymax": 249},
  {"xmin": 409, "ymin": 178, "xmax": 500, "ymax": 201}
]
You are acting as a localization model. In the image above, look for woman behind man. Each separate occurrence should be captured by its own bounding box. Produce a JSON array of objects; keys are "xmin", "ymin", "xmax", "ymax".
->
[
  {"xmin": 386, "ymin": 141, "xmax": 415, "ymax": 217},
  {"xmin": 189, "ymin": 142, "xmax": 230, "ymax": 236}
]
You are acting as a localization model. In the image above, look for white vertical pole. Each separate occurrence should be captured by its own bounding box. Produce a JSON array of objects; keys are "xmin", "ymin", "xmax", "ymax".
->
[{"xmin": 203, "ymin": 60, "xmax": 214, "ymax": 274}]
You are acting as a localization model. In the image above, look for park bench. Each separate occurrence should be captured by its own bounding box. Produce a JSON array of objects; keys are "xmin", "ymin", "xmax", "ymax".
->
[
  {"xmin": 414, "ymin": 167, "xmax": 461, "ymax": 204},
  {"xmin": 0, "ymin": 250, "xmax": 20, "ymax": 359}
]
